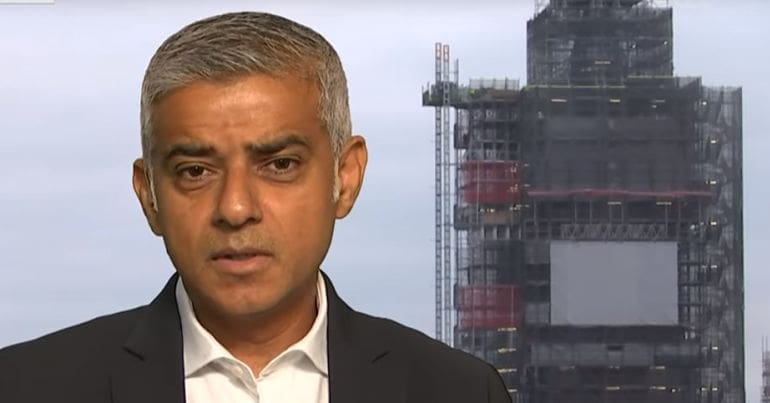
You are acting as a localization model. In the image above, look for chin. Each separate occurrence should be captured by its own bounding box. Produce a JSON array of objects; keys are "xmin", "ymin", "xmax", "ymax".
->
[{"xmin": 213, "ymin": 290, "xmax": 282, "ymax": 317}]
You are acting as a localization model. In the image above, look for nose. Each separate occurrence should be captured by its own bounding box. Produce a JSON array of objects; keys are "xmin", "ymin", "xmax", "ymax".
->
[{"xmin": 213, "ymin": 165, "xmax": 262, "ymax": 229}]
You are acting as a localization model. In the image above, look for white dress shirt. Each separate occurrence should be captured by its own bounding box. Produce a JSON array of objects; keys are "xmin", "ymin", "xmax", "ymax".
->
[{"xmin": 175, "ymin": 275, "xmax": 329, "ymax": 403}]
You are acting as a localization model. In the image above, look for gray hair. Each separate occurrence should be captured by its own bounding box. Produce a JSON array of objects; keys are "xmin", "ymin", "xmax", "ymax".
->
[{"xmin": 140, "ymin": 11, "xmax": 352, "ymax": 169}]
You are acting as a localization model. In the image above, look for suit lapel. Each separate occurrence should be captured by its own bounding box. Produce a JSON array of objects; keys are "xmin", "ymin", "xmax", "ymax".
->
[
  {"xmin": 110, "ymin": 275, "xmax": 185, "ymax": 403},
  {"xmin": 324, "ymin": 273, "xmax": 407, "ymax": 403}
]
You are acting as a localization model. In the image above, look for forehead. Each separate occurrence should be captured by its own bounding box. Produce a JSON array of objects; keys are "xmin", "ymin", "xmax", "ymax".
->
[
  {"xmin": 155, "ymin": 74, "xmax": 319, "ymax": 125},
  {"xmin": 151, "ymin": 74, "xmax": 324, "ymax": 150}
]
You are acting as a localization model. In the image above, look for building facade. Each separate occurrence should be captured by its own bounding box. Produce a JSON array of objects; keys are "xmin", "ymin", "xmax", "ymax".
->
[{"xmin": 423, "ymin": 1, "xmax": 744, "ymax": 402}]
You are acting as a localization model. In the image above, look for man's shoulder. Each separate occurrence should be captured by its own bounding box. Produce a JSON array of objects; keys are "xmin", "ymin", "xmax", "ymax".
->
[
  {"xmin": 345, "ymin": 311, "xmax": 511, "ymax": 402},
  {"xmin": 0, "ymin": 307, "xmax": 149, "ymax": 401},
  {"xmin": 0, "ymin": 306, "xmax": 146, "ymax": 366},
  {"xmin": 350, "ymin": 310, "xmax": 495, "ymax": 374}
]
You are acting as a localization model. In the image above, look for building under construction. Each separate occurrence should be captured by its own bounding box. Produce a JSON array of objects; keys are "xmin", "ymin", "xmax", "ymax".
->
[{"xmin": 422, "ymin": 1, "xmax": 744, "ymax": 402}]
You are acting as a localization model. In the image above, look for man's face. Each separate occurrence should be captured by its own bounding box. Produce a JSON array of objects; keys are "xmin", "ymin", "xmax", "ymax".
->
[{"xmin": 132, "ymin": 74, "xmax": 366, "ymax": 319}]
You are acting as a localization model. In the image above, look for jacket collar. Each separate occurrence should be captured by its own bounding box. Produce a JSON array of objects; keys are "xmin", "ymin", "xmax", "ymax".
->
[
  {"xmin": 323, "ymin": 271, "xmax": 407, "ymax": 403},
  {"xmin": 111, "ymin": 274, "xmax": 185, "ymax": 403},
  {"xmin": 110, "ymin": 272, "xmax": 406, "ymax": 403}
]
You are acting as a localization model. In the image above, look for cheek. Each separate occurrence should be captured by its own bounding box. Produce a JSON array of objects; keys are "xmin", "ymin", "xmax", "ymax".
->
[
  {"xmin": 267, "ymin": 195, "xmax": 333, "ymax": 239},
  {"xmin": 264, "ymin": 183, "xmax": 336, "ymax": 257},
  {"xmin": 157, "ymin": 197, "xmax": 209, "ymax": 262}
]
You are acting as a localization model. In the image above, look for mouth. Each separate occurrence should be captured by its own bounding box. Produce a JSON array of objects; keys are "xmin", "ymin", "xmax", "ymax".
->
[
  {"xmin": 209, "ymin": 247, "xmax": 273, "ymax": 275},
  {"xmin": 211, "ymin": 247, "xmax": 270, "ymax": 260}
]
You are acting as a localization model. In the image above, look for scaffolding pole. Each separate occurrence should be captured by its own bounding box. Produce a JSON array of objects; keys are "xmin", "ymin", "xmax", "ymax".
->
[
  {"xmin": 433, "ymin": 42, "xmax": 443, "ymax": 342},
  {"xmin": 441, "ymin": 44, "xmax": 452, "ymax": 345},
  {"xmin": 760, "ymin": 337, "xmax": 770, "ymax": 403}
]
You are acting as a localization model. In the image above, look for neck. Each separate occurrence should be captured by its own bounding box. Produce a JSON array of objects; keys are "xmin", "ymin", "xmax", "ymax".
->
[{"xmin": 192, "ymin": 278, "xmax": 318, "ymax": 375}]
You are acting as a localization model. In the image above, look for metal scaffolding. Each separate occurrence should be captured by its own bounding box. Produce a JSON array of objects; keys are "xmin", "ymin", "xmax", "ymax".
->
[
  {"xmin": 422, "ymin": 1, "xmax": 743, "ymax": 402},
  {"xmin": 430, "ymin": 43, "xmax": 458, "ymax": 345},
  {"xmin": 762, "ymin": 338, "xmax": 770, "ymax": 403}
]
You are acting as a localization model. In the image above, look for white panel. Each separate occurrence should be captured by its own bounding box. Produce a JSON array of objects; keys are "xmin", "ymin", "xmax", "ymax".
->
[{"xmin": 550, "ymin": 241, "xmax": 678, "ymax": 326}]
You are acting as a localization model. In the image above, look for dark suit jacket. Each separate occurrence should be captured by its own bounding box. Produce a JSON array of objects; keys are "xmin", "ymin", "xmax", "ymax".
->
[{"xmin": 0, "ymin": 273, "xmax": 511, "ymax": 403}]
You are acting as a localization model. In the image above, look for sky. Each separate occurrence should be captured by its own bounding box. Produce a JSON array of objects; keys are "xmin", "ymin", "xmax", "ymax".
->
[{"xmin": 0, "ymin": 0, "xmax": 768, "ymax": 401}]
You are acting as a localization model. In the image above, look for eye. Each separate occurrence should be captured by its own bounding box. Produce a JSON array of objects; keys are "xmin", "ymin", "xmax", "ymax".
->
[
  {"xmin": 267, "ymin": 158, "xmax": 298, "ymax": 173},
  {"xmin": 178, "ymin": 164, "xmax": 210, "ymax": 180}
]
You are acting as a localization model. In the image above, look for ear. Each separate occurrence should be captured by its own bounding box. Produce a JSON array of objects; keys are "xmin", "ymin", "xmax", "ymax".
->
[
  {"xmin": 334, "ymin": 135, "xmax": 368, "ymax": 219},
  {"xmin": 132, "ymin": 158, "xmax": 162, "ymax": 236}
]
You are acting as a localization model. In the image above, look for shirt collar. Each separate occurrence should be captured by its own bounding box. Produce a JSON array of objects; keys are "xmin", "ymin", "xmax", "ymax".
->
[{"xmin": 175, "ymin": 273, "xmax": 329, "ymax": 377}]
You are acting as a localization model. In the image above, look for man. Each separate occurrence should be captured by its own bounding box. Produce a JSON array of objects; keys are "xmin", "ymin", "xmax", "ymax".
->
[{"xmin": 0, "ymin": 11, "xmax": 510, "ymax": 403}]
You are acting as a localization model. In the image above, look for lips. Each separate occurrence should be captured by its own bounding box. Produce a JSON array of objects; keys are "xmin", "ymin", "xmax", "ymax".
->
[
  {"xmin": 210, "ymin": 247, "xmax": 271, "ymax": 261},
  {"xmin": 209, "ymin": 247, "xmax": 273, "ymax": 275}
]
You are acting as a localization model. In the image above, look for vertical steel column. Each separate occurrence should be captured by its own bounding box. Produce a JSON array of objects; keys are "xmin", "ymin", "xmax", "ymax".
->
[
  {"xmin": 434, "ymin": 42, "xmax": 444, "ymax": 342},
  {"xmin": 450, "ymin": 57, "xmax": 460, "ymax": 347},
  {"xmin": 442, "ymin": 44, "xmax": 452, "ymax": 344}
]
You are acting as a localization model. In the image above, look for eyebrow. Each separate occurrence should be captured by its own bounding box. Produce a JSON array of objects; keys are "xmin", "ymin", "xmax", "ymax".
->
[
  {"xmin": 245, "ymin": 133, "xmax": 311, "ymax": 157},
  {"xmin": 165, "ymin": 143, "xmax": 216, "ymax": 161},
  {"xmin": 163, "ymin": 133, "xmax": 311, "ymax": 162}
]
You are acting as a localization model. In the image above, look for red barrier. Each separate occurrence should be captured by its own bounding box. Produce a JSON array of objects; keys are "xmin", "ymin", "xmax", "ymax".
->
[
  {"xmin": 456, "ymin": 285, "xmax": 522, "ymax": 329},
  {"xmin": 460, "ymin": 161, "xmax": 521, "ymax": 204}
]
